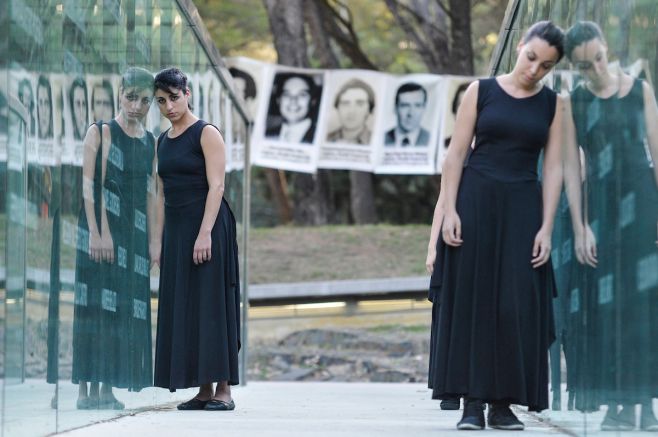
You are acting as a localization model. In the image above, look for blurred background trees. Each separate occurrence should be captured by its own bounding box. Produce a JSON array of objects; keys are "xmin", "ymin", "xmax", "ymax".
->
[{"xmin": 196, "ymin": 0, "xmax": 508, "ymax": 226}]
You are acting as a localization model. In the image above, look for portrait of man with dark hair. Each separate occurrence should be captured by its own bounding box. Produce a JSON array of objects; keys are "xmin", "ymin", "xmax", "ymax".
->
[
  {"xmin": 18, "ymin": 77, "xmax": 36, "ymax": 135},
  {"xmin": 37, "ymin": 75, "xmax": 53, "ymax": 140},
  {"xmin": 229, "ymin": 67, "xmax": 257, "ymax": 101},
  {"xmin": 229, "ymin": 66, "xmax": 258, "ymax": 121},
  {"xmin": 384, "ymin": 82, "xmax": 429, "ymax": 147},
  {"xmin": 91, "ymin": 79, "xmax": 115, "ymax": 123},
  {"xmin": 327, "ymin": 78, "xmax": 375, "ymax": 145},
  {"xmin": 265, "ymin": 72, "xmax": 322, "ymax": 144},
  {"xmin": 69, "ymin": 77, "xmax": 89, "ymax": 141}
]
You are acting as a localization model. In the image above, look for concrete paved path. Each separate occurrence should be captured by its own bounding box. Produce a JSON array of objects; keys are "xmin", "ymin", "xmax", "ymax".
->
[{"xmin": 58, "ymin": 382, "xmax": 572, "ymax": 436}]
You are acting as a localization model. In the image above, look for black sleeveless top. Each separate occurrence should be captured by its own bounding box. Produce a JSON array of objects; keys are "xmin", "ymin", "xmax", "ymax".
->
[
  {"xmin": 468, "ymin": 77, "xmax": 557, "ymax": 182},
  {"xmin": 157, "ymin": 120, "xmax": 215, "ymax": 208}
]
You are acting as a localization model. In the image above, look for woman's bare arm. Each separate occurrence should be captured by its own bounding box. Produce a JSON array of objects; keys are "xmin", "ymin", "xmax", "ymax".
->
[{"xmin": 193, "ymin": 126, "xmax": 226, "ymax": 265}]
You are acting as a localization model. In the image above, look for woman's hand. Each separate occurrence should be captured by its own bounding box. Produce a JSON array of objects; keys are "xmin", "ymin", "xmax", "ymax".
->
[
  {"xmin": 531, "ymin": 226, "xmax": 552, "ymax": 268},
  {"xmin": 89, "ymin": 230, "xmax": 103, "ymax": 262},
  {"xmin": 150, "ymin": 241, "xmax": 162, "ymax": 268},
  {"xmin": 426, "ymin": 246, "xmax": 436, "ymax": 274},
  {"xmin": 100, "ymin": 230, "xmax": 114, "ymax": 263},
  {"xmin": 442, "ymin": 210, "xmax": 463, "ymax": 247},
  {"xmin": 193, "ymin": 231, "xmax": 212, "ymax": 265},
  {"xmin": 574, "ymin": 223, "xmax": 597, "ymax": 267}
]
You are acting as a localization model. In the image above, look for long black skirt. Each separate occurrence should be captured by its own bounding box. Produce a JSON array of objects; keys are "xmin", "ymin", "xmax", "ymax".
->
[
  {"xmin": 154, "ymin": 197, "xmax": 241, "ymax": 390},
  {"xmin": 428, "ymin": 167, "xmax": 555, "ymax": 412}
]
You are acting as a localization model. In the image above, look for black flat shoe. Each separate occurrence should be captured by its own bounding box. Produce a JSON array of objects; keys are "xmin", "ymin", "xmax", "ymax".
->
[
  {"xmin": 177, "ymin": 398, "xmax": 209, "ymax": 410},
  {"xmin": 204, "ymin": 399, "xmax": 235, "ymax": 411},
  {"xmin": 441, "ymin": 396, "xmax": 461, "ymax": 410},
  {"xmin": 457, "ymin": 399, "xmax": 485, "ymax": 430}
]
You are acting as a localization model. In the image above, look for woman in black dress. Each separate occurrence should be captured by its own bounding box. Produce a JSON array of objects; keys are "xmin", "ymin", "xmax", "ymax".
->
[
  {"xmin": 563, "ymin": 21, "xmax": 658, "ymax": 431},
  {"xmin": 426, "ymin": 21, "xmax": 565, "ymax": 430},
  {"xmin": 153, "ymin": 67, "xmax": 240, "ymax": 411},
  {"xmin": 72, "ymin": 67, "xmax": 156, "ymax": 409}
]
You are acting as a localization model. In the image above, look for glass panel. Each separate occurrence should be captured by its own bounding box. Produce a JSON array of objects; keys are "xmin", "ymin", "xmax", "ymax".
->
[
  {"xmin": 1, "ymin": 0, "xmax": 249, "ymax": 434},
  {"xmin": 494, "ymin": 1, "xmax": 658, "ymax": 435}
]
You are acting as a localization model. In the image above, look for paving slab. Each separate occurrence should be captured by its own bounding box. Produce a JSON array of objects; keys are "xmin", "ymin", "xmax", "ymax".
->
[{"xmin": 57, "ymin": 382, "xmax": 572, "ymax": 437}]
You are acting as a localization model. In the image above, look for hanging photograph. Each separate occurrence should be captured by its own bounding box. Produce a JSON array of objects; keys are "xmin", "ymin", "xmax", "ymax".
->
[
  {"xmin": 317, "ymin": 69, "xmax": 388, "ymax": 171},
  {"xmin": 250, "ymin": 66, "xmax": 325, "ymax": 173},
  {"xmin": 375, "ymin": 74, "xmax": 443, "ymax": 174},
  {"xmin": 437, "ymin": 76, "xmax": 475, "ymax": 173}
]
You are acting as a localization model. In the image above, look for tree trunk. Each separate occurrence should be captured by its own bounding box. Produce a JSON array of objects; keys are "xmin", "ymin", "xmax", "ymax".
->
[
  {"xmin": 349, "ymin": 171, "xmax": 377, "ymax": 224},
  {"xmin": 449, "ymin": 0, "xmax": 474, "ymax": 75},
  {"xmin": 264, "ymin": 169, "xmax": 292, "ymax": 223},
  {"xmin": 305, "ymin": 0, "xmax": 378, "ymax": 224},
  {"xmin": 263, "ymin": 0, "xmax": 331, "ymax": 225}
]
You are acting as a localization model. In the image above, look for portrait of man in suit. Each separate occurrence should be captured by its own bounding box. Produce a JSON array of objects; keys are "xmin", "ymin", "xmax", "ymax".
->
[{"xmin": 384, "ymin": 82, "xmax": 429, "ymax": 147}]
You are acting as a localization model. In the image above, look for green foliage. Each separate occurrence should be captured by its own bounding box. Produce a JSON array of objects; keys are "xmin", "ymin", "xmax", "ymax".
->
[
  {"xmin": 195, "ymin": 0, "xmax": 275, "ymax": 60},
  {"xmin": 197, "ymin": 0, "xmax": 506, "ymax": 74}
]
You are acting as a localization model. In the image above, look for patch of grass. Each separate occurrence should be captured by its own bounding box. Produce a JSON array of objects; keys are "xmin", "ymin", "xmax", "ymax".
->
[
  {"xmin": 366, "ymin": 324, "xmax": 428, "ymax": 334},
  {"xmin": 248, "ymin": 224, "xmax": 429, "ymax": 284},
  {"xmin": 0, "ymin": 214, "xmax": 430, "ymax": 285}
]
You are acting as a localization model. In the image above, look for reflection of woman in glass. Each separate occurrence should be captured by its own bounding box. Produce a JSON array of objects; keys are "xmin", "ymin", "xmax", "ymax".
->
[
  {"xmin": 153, "ymin": 67, "xmax": 240, "ymax": 411},
  {"xmin": 72, "ymin": 67, "xmax": 156, "ymax": 409},
  {"xmin": 92, "ymin": 80, "xmax": 115, "ymax": 123},
  {"xmin": 70, "ymin": 78, "xmax": 89, "ymax": 141},
  {"xmin": 564, "ymin": 21, "xmax": 658, "ymax": 431},
  {"xmin": 266, "ymin": 72, "xmax": 321, "ymax": 144},
  {"xmin": 37, "ymin": 75, "xmax": 53, "ymax": 140}
]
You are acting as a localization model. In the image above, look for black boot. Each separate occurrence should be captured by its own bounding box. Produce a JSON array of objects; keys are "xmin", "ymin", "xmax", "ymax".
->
[{"xmin": 456, "ymin": 398, "xmax": 485, "ymax": 430}]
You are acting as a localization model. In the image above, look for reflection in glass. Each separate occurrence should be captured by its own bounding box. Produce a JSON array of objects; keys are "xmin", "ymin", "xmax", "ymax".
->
[
  {"xmin": 71, "ymin": 68, "xmax": 155, "ymax": 410},
  {"xmin": 564, "ymin": 20, "xmax": 658, "ymax": 430},
  {"xmin": 91, "ymin": 80, "xmax": 115, "ymax": 123}
]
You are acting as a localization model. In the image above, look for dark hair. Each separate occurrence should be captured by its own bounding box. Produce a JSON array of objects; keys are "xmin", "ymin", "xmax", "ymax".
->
[
  {"xmin": 565, "ymin": 21, "xmax": 605, "ymax": 61},
  {"xmin": 523, "ymin": 20, "xmax": 565, "ymax": 62},
  {"xmin": 395, "ymin": 82, "xmax": 427, "ymax": 106},
  {"xmin": 37, "ymin": 74, "xmax": 53, "ymax": 139},
  {"xmin": 154, "ymin": 67, "xmax": 187, "ymax": 93},
  {"xmin": 121, "ymin": 67, "xmax": 154, "ymax": 92},
  {"xmin": 229, "ymin": 67, "xmax": 257, "ymax": 99},
  {"xmin": 91, "ymin": 79, "xmax": 115, "ymax": 120},
  {"xmin": 272, "ymin": 72, "xmax": 319, "ymax": 101},
  {"xmin": 154, "ymin": 67, "xmax": 191, "ymax": 109},
  {"xmin": 267, "ymin": 72, "xmax": 321, "ymax": 122},
  {"xmin": 452, "ymin": 82, "xmax": 470, "ymax": 115},
  {"xmin": 334, "ymin": 78, "xmax": 375, "ymax": 112}
]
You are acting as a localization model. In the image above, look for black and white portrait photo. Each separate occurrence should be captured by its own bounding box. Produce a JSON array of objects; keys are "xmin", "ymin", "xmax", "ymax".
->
[
  {"xmin": 374, "ymin": 74, "xmax": 441, "ymax": 174},
  {"xmin": 384, "ymin": 82, "xmax": 430, "ymax": 147},
  {"xmin": 326, "ymin": 78, "xmax": 375, "ymax": 145},
  {"xmin": 265, "ymin": 71, "xmax": 323, "ymax": 145}
]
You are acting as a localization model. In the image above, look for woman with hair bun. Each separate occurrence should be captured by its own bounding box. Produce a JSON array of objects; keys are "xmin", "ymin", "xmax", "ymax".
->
[{"xmin": 426, "ymin": 21, "xmax": 566, "ymax": 430}]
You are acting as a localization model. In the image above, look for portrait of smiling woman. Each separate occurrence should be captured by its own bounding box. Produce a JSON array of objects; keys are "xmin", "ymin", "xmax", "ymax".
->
[{"xmin": 265, "ymin": 71, "xmax": 322, "ymax": 144}]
